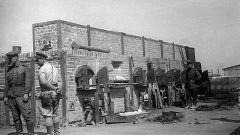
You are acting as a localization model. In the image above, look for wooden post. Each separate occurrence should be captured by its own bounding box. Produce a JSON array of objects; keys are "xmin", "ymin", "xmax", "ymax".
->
[
  {"xmin": 120, "ymin": 32, "xmax": 124, "ymax": 55},
  {"xmin": 142, "ymin": 36, "xmax": 145, "ymax": 57},
  {"xmin": 185, "ymin": 46, "xmax": 189, "ymax": 60},
  {"xmin": 57, "ymin": 20, "xmax": 63, "ymax": 49},
  {"xmin": 87, "ymin": 25, "xmax": 91, "ymax": 47},
  {"xmin": 32, "ymin": 24, "xmax": 36, "ymax": 53},
  {"xmin": 124, "ymin": 93, "xmax": 130, "ymax": 112},
  {"xmin": 30, "ymin": 57, "xmax": 36, "ymax": 126},
  {"xmin": 96, "ymin": 66, "xmax": 109, "ymax": 123},
  {"xmin": 94, "ymin": 91, "xmax": 99, "ymax": 123},
  {"xmin": 160, "ymin": 40, "xmax": 163, "ymax": 58},
  {"xmin": 128, "ymin": 57, "xmax": 134, "ymax": 110},
  {"xmin": 4, "ymin": 60, "xmax": 10, "ymax": 126},
  {"xmin": 172, "ymin": 43, "xmax": 175, "ymax": 60},
  {"xmin": 59, "ymin": 51, "xmax": 68, "ymax": 126},
  {"xmin": 110, "ymin": 101, "xmax": 114, "ymax": 116},
  {"xmin": 148, "ymin": 84, "xmax": 152, "ymax": 110}
]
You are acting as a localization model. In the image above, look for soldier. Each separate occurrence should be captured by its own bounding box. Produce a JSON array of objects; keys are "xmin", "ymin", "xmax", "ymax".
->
[
  {"xmin": 185, "ymin": 60, "xmax": 201, "ymax": 109},
  {"xmin": 35, "ymin": 52, "xmax": 62, "ymax": 135},
  {"xmin": 3, "ymin": 51, "xmax": 35, "ymax": 134}
]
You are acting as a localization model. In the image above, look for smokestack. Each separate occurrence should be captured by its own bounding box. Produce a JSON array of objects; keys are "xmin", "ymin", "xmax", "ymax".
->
[{"xmin": 12, "ymin": 46, "xmax": 21, "ymax": 54}]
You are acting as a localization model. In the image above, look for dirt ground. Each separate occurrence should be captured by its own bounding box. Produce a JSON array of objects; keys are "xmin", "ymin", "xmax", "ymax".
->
[{"xmin": 1, "ymin": 104, "xmax": 240, "ymax": 135}]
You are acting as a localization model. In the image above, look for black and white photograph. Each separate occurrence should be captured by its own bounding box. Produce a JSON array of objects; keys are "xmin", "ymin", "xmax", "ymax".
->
[{"xmin": 0, "ymin": 0, "xmax": 239, "ymax": 135}]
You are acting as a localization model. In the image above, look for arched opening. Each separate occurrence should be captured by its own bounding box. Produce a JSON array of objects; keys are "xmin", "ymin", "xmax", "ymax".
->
[
  {"xmin": 75, "ymin": 65, "xmax": 96, "ymax": 125},
  {"xmin": 75, "ymin": 65, "xmax": 95, "ymax": 90}
]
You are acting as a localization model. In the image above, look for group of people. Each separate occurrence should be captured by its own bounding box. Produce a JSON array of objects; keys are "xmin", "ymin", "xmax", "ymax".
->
[{"xmin": 3, "ymin": 51, "xmax": 62, "ymax": 135}]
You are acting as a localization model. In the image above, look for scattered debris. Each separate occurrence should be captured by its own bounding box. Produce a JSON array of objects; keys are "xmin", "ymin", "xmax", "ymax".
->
[
  {"xmin": 144, "ymin": 111, "xmax": 185, "ymax": 124},
  {"xmin": 69, "ymin": 121, "xmax": 87, "ymax": 127},
  {"xmin": 193, "ymin": 118, "xmax": 208, "ymax": 125},
  {"xmin": 195, "ymin": 104, "xmax": 232, "ymax": 111}
]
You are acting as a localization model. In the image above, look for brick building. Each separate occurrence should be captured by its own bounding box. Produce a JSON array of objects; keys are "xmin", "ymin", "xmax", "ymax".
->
[{"xmin": 0, "ymin": 20, "xmax": 196, "ymax": 126}]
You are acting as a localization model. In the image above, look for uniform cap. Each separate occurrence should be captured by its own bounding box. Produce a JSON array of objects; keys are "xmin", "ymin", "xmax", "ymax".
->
[
  {"xmin": 185, "ymin": 60, "xmax": 193, "ymax": 64},
  {"xmin": 35, "ymin": 52, "xmax": 48, "ymax": 59},
  {"xmin": 6, "ymin": 51, "xmax": 18, "ymax": 58}
]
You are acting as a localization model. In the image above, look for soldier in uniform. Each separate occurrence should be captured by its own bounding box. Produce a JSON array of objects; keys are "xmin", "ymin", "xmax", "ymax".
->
[
  {"xmin": 185, "ymin": 60, "xmax": 201, "ymax": 109},
  {"xmin": 35, "ymin": 52, "xmax": 62, "ymax": 135},
  {"xmin": 3, "ymin": 51, "xmax": 35, "ymax": 134}
]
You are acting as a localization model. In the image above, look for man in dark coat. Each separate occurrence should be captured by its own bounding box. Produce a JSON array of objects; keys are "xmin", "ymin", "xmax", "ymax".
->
[
  {"xmin": 185, "ymin": 60, "xmax": 201, "ymax": 109},
  {"xmin": 3, "ymin": 51, "xmax": 35, "ymax": 134}
]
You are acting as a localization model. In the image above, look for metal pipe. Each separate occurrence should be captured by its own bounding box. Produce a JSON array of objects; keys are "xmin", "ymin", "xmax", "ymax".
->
[{"xmin": 71, "ymin": 41, "xmax": 110, "ymax": 53}]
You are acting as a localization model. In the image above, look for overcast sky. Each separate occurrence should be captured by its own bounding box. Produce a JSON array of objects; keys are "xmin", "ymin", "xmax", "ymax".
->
[{"xmin": 0, "ymin": 0, "xmax": 239, "ymax": 74}]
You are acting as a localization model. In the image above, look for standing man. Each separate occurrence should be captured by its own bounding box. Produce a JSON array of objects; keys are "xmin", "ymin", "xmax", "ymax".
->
[
  {"xmin": 3, "ymin": 51, "xmax": 35, "ymax": 134},
  {"xmin": 35, "ymin": 52, "xmax": 62, "ymax": 135},
  {"xmin": 185, "ymin": 60, "xmax": 201, "ymax": 109}
]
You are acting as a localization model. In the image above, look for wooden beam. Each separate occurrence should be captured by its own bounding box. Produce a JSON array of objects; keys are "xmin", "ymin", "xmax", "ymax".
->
[
  {"xmin": 172, "ymin": 43, "xmax": 175, "ymax": 60},
  {"xmin": 60, "ymin": 51, "xmax": 68, "ymax": 126},
  {"xmin": 124, "ymin": 93, "xmax": 130, "ymax": 112},
  {"xmin": 185, "ymin": 46, "xmax": 189, "ymax": 60},
  {"xmin": 32, "ymin": 24, "xmax": 36, "ymax": 53},
  {"xmin": 71, "ymin": 42, "xmax": 110, "ymax": 53},
  {"xmin": 30, "ymin": 57, "xmax": 36, "ymax": 126},
  {"xmin": 4, "ymin": 62, "xmax": 10, "ymax": 126},
  {"xmin": 160, "ymin": 40, "xmax": 163, "ymax": 58},
  {"xmin": 110, "ymin": 101, "xmax": 114, "ymax": 116},
  {"xmin": 57, "ymin": 20, "xmax": 63, "ymax": 49},
  {"xmin": 120, "ymin": 32, "xmax": 125, "ymax": 55},
  {"xmin": 87, "ymin": 25, "xmax": 91, "ymax": 47},
  {"xmin": 128, "ymin": 57, "xmax": 134, "ymax": 110},
  {"xmin": 142, "ymin": 36, "xmax": 145, "ymax": 57}
]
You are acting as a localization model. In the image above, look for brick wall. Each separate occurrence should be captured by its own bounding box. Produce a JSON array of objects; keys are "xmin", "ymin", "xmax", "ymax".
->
[
  {"xmin": 123, "ymin": 35, "xmax": 143, "ymax": 57},
  {"xmin": 91, "ymin": 29, "xmax": 122, "ymax": 54},
  {"xmin": 33, "ymin": 23, "xmax": 58, "ymax": 52},
  {"xmin": 162, "ymin": 42, "xmax": 174, "ymax": 59},
  {"xmin": 61, "ymin": 23, "xmax": 88, "ymax": 48},
  {"xmin": 33, "ymin": 20, "xmax": 193, "ymax": 62},
  {"xmin": 145, "ymin": 39, "xmax": 162, "ymax": 58}
]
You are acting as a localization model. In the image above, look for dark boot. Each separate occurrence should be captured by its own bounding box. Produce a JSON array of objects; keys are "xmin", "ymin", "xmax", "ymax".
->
[
  {"xmin": 26, "ymin": 122, "xmax": 35, "ymax": 134},
  {"xmin": 46, "ymin": 126, "xmax": 54, "ymax": 135},
  {"xmin": 15, "ymin": 122, "xmax": 23, "ymax": 133},
  {"xmin": 53, "ymin": 122, "xmax": 60, "ymax": 135}
]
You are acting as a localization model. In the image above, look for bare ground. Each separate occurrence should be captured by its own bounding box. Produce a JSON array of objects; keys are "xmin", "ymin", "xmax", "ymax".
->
[{"xmin": 1, "ymin": 104, "xmax": 240, "ymax": 135}]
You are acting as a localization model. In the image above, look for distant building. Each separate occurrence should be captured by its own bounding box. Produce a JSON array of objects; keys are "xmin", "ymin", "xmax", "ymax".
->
[{"xmin": 222, "ymin": 64, "xmax": 240, "ymax": 76}]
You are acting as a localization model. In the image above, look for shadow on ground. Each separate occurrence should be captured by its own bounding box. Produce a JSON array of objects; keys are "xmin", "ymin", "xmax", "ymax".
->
[
  {"xmin": 211, "ymin": 117, "xmax": 240, "ymax": 123},
  {"xmin": 229, "ymin": 126, "xmax": 240, "ymax": 135},
  {"xmin": 8, "ymin": 132, "xmax": 47, "ymax": 135}
]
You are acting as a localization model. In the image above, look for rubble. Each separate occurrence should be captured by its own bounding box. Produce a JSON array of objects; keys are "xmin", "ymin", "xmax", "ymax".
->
[
  {"xmin": 195, "ymin": 104, "xmax": 232, "ymax": 111},
  {"xmin": 139, "ymin": 110, "xmax": 185, "ymax": 124}
]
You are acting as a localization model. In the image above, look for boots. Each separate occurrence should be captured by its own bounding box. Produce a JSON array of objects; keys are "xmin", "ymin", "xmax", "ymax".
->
[
  {"xmin": 26, "ymin": 122, "xmax": 35, "ymax": 134},
  {"xmin": 46, "ymin": 126, "xmax": 54, "ymax": 135},
  {"xmin": 15, "ymin": 122, "xmax": 23, "ymax": 133},
  {"xmin": 53, "ymin": 122, "xmax": 60, "ymax": 135}
]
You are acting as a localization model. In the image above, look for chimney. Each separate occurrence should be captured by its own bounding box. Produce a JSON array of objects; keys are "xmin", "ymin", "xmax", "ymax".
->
[{"xmin": 12, "ymin": 46, "xmax": 21, "ymax": 54}]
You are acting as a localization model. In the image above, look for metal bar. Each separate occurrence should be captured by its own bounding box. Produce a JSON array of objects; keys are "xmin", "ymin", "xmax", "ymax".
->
[{"xmin": 71, "ymin": 42, "xmax": 110, "ymax": 53}]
